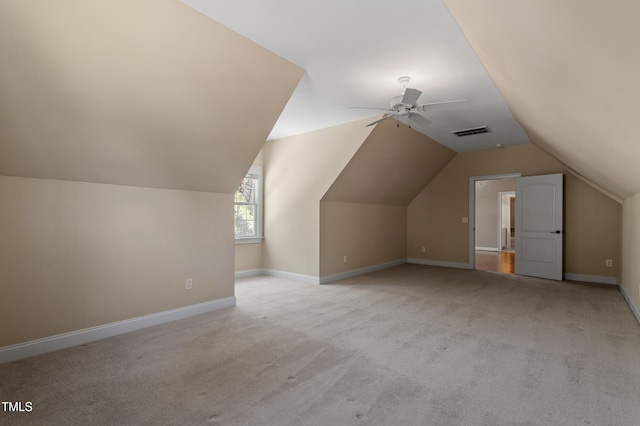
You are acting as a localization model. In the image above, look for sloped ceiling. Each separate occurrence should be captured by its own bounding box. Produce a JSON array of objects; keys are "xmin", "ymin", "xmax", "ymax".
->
[
  {"xmin": 444, "ymin": 0, "xmax": 640, "ymax": 200},
  {"xmin": 182, "ymin": 0, "xmax": 531, "ymax": 153},
  {"xmin": 0, "ymin": 0, "xmax": 303, "ymax": 193},
  {"xmin": 323, "ymin": 119, "xmax": 456, "ymax": 205}
]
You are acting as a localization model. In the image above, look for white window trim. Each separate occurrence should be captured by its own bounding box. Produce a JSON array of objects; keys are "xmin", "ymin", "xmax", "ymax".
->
[
  {"xmin": 235, "ymin": 236, "xmax": 264, "ymax": 245},
  {"xmin": 235, "ymin": 165, "xmax": 263, "ymax": 244}
]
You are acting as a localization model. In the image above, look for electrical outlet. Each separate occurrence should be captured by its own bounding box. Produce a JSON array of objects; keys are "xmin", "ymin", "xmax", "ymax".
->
[
  {"xmin": 605, "ymin": 259, "xmax": 612, "ymax": 267},
  {"xmin": 185, "ymin": 278, "xmax": 193, "ymax": 290},
  {"xmin": 343, "ymin": 255, "xmax": 347, "ymax": 263},
  {"xmin": 421, "ymin": 246, "xmax": 426, "ymax": 253},
  {"xmin": 461, "ymin": 217, "xmax": 469, "ymax": 223}
]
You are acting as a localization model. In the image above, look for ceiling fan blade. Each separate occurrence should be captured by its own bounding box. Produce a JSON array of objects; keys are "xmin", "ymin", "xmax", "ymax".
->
[
  {"xmin": 408, "ymin": 113, "xmax": 432, "ymax": 127},
  {"xmin": 401, "ymin": 88, "xmax": 422, "ymax": 106},
  {"xmin": 349, "ymin": 106, "xmax": 394, "ymax": 111},
  {"xmin": 418, "ymin": 99, "xmax": 467, "ymax": 111},
  {"xmin": 365, "ymin": 114, "xmax": 396, "ymax": 127}
]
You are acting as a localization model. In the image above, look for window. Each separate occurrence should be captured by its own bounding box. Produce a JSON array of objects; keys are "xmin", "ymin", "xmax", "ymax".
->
[{"xmin": 234, "ymin": 165, "xmax": 263, "ymax": 243}]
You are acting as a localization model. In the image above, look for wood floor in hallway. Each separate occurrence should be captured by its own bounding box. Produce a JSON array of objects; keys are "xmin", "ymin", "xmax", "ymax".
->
[{"xmin": 475, "ymin": 250, "xmax": 515, "ymax": 273}]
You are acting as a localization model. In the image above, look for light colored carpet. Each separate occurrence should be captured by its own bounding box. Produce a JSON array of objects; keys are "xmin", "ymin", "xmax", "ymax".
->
[{"xmin": 1, "ymin": 264, "xmax": 640, "ymax": 425}]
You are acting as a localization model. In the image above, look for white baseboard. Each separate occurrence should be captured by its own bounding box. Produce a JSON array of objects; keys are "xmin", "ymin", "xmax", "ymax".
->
[
  {"xmin": 563, "ymin": 273, "xmax": 617, "ymax": 285},
  {"xmin": 617, "ymin": 280, "xmax": 640, "ymax": 326},
  {"xmin": 319, "ymin": 259, "xmax": 407, "ymax": 284},
  {"xmin": 407, "ymin": 258, "xmax": 472, "ymax": 270},
  {"xmin": 261, "ymin": 269, "xmax": 320, "ymax": 284},
  {"xmin": 0, "ymin": 296, "xmax": 236, "ymax": 365},
  {"xmin": 235, "ymin": 269, "xmax": 263, "ymax": 279},
  {"xmin": 475, "ymin": 247, "xmax": 499, "ymax": 252},
  {"xmin": 235, "ymin": 268, "xmax": 324, "ymax": 285}
]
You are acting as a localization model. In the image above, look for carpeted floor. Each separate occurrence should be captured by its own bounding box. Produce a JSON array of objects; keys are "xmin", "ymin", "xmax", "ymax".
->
[{"xmin": 1, "ymin": 264, "xmax": 639, "ymax": 425}]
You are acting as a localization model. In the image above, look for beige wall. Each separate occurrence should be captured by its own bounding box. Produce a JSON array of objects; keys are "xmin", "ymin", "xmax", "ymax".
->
[
  {"xmin": 621, "ymin": 192, "xmax": 640, "ymax": 311},
  {"xmin": 261, "ymin": 118, "xmax": 375, "ymax": 277},
  {"xmin": 320, "ymin": 202, "xmax": 407, "ymax": 277},
  {"xmin": 475, "ymin": 179, "xmax": 515, "ymax": 249},
  {"xmin": 408, "ymin": 144, "xmax": 621, "ymax": 278},
  {"xmin": 317, "ymin": 120, "xmax": 453, "ymax": 278},
  {"xmin": 0, "ymin": 176, "xmax": 234, "ymax": 347},
  {"xmin": 1, "ymin": 2, "xmax": 303, "ymax": 322},
  {"xmin": 261, "ymin": 117, "xmax": 454, "ymax": 278},
  {"xmin": 444, "ymin": 1, "xmax": 640, "ymax": 200},
  {"xmin": 564, "ymin": 172, "xmax": 621, "ymax": 278},
  {"xmin": 323, "ymin": 119, "xmax": 456, "ymax": 205},
  {"xmin": 0, "ymin": 0, "xmax": 302, "ymax": 194},
  {"xmin": 235, "ymin": 243, "xmax": 262, "ymax": 273}
]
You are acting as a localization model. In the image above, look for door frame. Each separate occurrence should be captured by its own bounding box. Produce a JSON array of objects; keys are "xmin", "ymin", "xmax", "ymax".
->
[
  {"xmin": 468, "ymin": 173, "xmax": 521, "ymax": 270},
  {"xmin": 498, "ymin": 191, "xmax": 516, "ymax": 251}
]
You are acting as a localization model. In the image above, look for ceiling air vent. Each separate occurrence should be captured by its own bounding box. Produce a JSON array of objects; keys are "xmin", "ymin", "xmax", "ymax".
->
[{"xmin": 451, "ymin": 126, "xmax": 491, "ymax": 137}]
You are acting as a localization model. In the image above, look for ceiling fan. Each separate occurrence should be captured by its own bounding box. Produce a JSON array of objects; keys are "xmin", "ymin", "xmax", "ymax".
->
[{"xmin": 352, "ymin": 76, "xmax": 466, "ymax": 128}]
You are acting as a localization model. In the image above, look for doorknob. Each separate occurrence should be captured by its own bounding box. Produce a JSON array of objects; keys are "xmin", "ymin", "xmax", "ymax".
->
[{"xmin": 550, "ymin": 230, "xmax": 561, "ymax": 234}]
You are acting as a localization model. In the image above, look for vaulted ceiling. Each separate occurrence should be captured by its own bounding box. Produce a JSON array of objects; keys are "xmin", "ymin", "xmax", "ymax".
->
[
  {"xmin": 0, "ymin": 0, "xmax": 302, "ymax": 193},
  {"xmin": 444, "ymin": 0, "xmax": 640, "ymax": 200},
  {"xmin": 183, "ymin": 0, "xmax": 640, "ymax": 201},
  {"xmin": 182, "ymin": 0, "xmax": 531, "ymax": 153},
  {"xmin": 2, "ymin": 1, "xmax": 637, "ymax": 202}
]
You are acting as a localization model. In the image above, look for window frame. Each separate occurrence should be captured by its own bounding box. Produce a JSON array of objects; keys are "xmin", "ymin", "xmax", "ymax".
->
[{"xmin": 234, "ymin": 165, "xmax": 263, "ymax": 244}]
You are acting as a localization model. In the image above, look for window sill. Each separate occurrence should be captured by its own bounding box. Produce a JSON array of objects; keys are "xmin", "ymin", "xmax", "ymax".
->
[{"xmin": 235, "ymin": 237, "xmax": 264, "ymax": 245}]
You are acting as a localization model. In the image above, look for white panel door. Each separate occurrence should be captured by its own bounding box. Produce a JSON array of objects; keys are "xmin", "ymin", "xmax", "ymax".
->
[{"xmin": 515, "ymin": 173, "xmax": 563, "ymax": 280}]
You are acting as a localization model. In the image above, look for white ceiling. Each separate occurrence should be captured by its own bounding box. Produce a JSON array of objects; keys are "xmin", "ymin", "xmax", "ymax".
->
[{"xmin": 181, "ymin": 0, "xmax": 530, "ymax": 152}]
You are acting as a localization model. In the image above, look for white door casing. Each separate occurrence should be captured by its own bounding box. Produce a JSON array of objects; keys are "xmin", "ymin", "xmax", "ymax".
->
[
  {"xmin": 498, "ymin": 191, "xmax": 515, "ymax": 251},
  {"xmin": 469, "ymin": 173, "xmax": 521, "ymax": 270},
  {"xmin": 515, "ymin": 173, "xmax": 563, "ymax": 280}
]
